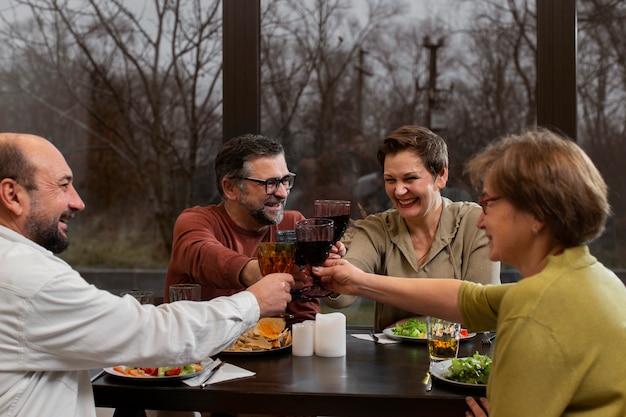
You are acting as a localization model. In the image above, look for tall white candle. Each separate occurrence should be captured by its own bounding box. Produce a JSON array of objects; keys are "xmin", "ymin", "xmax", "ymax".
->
[
  {"xmin": 314, "ymin": 312, "xmax": 346, "ymax": 357},
  {"xmin": 292, "ymin": 320, "xmax": 315, "ymax": 356}
]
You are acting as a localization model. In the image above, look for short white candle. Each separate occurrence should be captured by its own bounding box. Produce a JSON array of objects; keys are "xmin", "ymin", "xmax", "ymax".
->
[
  {"xmin": 305, "ymin": 319, "xmax": 316, "ymax": 352},
  {"xmin": 314, "ymin": 312, "xmax": 346, "ymax": 357},
  {"xmin": 292, "ymin": 321, "xmax": 315, "ymax": 356}
]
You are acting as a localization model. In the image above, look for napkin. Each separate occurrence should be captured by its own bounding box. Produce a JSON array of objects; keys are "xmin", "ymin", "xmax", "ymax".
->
[
  {"xmin": 351, "ymin": 333, "xmax": 401, "ymax": 345},
  {"xmin": 183, "ymin": 360, "xmax": 255, "ymax": 387}
]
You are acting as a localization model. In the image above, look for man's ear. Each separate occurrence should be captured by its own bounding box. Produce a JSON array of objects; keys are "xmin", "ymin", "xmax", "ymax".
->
[
  {"xmin": 221, "ymin": 177, "xmax": 239, "ymax": 201},
  {"xmin": 0, "ymin": 179, "xmax": 25, "ymax": 216}
]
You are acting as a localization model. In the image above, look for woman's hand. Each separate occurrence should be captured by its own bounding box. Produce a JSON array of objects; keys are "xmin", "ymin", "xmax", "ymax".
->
[
  {"xmin": 328, "ymin": 241, "xmax": 347, "ymax": 259},
  {"xmin": 313, "ymin": 258, "xmax": 365, "ymax": 296},
  {"xmin": 465, "ymin": 397, "xmax": 489, "ymax": 417}
]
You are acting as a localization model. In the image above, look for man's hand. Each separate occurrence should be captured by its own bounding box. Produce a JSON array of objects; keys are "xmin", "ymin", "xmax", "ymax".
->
[
  {"xmin": 246, "ymin": 273, "xmax": 294, "ymax": 317},
  {"xmin": 289, "ymin": 264, "xmax": 310, "ymax": 289}
]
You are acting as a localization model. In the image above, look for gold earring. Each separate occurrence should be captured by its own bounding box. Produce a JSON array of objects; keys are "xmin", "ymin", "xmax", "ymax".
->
[{"xmin": 531, "ymin": 225, "xmax": 538, "ymax": 235}]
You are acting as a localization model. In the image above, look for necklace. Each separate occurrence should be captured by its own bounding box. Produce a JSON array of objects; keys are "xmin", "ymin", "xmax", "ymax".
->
[
  {"xmin": 417, "ymin": 250, "xmax": 429, "ymax": 266},
  {"xmin": 410, "ymin": 231, "xmax": 434, "ymax": 266},
  {"xmin": 409, "ymin": 202, "xmax": 443, "ymax": 267}
]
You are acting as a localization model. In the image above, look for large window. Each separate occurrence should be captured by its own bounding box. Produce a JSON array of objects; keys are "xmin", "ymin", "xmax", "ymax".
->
[
  {"xmin": 258, "ymin": 0, "xmax": 538, "ymax": 217},
  {"xmin": 1, "ymin": 1, "xmax": 624, "ymax": 325}
]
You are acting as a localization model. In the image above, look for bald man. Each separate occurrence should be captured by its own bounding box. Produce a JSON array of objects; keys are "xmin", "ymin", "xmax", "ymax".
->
[{"xmin": 0, "ymin": 133, "xmax": 295, "ymax": 417}]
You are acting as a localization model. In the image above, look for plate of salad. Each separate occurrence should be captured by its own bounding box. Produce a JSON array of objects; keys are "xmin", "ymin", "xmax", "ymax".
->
[
  {"xmin": 382, "ymin": 317, "xmax": 475, "ymax": 342},
  {"xmin": 104, "ymin": 361, "xmax": 206, "ymax": 382},
  {"xmin": 430, "ymin": 352, "xmax": 492, "ymax": 388}
]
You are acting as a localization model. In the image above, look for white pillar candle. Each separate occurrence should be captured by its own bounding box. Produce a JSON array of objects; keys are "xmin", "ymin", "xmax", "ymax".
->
[
  {"xmin": 314, "ymin": 312, "xmax": 346, "ymax": 357},
  {"xmin": 292, "ymin": 320, "xmax": 315, "ymax": 356},
  {"xmin": 305, "ymin": 319, "xmax": 316, "ymax": 353}
]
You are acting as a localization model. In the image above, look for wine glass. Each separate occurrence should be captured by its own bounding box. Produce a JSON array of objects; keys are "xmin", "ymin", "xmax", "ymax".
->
[
  {"xmin": 295, "ymin": 218, "xmax": 334, "ymax": 298},
  {"xmin": 313, "ymin": 200, "xmax": 351, "ymax": 244}
]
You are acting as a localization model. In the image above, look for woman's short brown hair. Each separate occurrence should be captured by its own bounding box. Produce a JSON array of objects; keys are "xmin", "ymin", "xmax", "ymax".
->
[
  {"xmin": 377, "ymin": 125, "xmax": 448, "ymax": 177},
  {"xmin": 465, "ymin": 129, "xmax": 611, "ymax": 246}
]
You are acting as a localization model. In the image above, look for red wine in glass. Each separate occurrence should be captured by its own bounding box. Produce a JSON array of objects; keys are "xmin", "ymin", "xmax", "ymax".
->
[
  {"xmin": 295, "ymin": 218, "xmax": 334, "ymax": 298},
  {"xmin": 326, "ymin": 214, "xmax": 349, "ymax": 244},
  {"xmin": 296, "ymin": 240, "xmax": 334, "ymax": 266},
  {"xmin": 313, "ymin": 200, "xmax": 351, "ymax": 244}
]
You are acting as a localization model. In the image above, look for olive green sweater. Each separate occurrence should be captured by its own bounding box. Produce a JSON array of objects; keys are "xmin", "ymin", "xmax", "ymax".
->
[{"xmin": 460, "ymin": 245, "xmax": 626, "ymax": 417}]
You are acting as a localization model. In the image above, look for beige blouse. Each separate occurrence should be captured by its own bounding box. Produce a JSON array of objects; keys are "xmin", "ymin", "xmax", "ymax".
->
[{"xmin": 334, "ymin": 198, "xmax": 501, "ymax": 331}]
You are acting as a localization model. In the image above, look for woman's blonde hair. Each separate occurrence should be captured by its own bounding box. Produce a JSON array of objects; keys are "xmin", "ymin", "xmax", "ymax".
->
[{"xmin": 465, "ymin": 129, "xmax": 611, "ymax": 246}]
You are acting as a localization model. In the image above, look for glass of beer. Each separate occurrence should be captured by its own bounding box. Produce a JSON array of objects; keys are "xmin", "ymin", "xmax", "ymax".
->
[{"xmin": 426, "ymin": 316, "xmax": 461, "ymax": 361}]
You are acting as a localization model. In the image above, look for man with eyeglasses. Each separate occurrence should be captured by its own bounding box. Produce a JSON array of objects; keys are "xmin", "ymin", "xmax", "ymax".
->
[
  {"xmin": 0, "ymin": 133, "xmax": 294, "ymax": 417},
  {"xmin": 165, "ymin": 134, "xmax": 342, "ymax": 322}
]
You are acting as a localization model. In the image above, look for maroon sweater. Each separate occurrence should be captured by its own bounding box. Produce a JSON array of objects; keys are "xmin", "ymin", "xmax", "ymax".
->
[{"xmin": 165, "ymin": 203, "xmax": 319, "ymax": 321}]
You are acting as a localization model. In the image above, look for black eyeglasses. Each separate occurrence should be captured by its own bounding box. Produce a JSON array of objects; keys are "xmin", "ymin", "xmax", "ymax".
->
[
  {"xmin": 237, "ymin": 173, "xmax": 296, "ymax": 194},
  {"xmin": 477, "ymin": 196, "xmax": 502, "ymax": 214}
]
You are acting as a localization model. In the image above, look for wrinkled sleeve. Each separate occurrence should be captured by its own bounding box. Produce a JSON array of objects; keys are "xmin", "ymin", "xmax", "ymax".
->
[
  {"xmin": 13, "ymin": 267, "xmax": 259, "ymax": 371},
  {"xmin": 326, "ymin": 216, "xmax": 388, "ymax": 310},
  {"xmin": 344, "ymin": 216, "xmax": 387, "ymax": 273}
]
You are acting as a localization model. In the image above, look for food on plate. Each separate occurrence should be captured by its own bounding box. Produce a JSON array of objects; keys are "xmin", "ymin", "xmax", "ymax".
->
[
  {"xmin": 391, "ymin": 318, "xmax": 427, "ymax": 337},
  {"xmin": 224, "ymin": 317, "xmax": 292, "ymax": 352},
  {"xmin": 112, "ymin": 363, "xmax": 203, "ymax": 378},
  {"xmin": 446, "ymin": 352, "xmax": 492, "ymax": 384}
]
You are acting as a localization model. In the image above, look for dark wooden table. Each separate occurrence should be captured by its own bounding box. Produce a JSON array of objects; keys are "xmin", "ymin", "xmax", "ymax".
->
[{"xmin": 92, "ymin": 328, "xmax": 493, "ymax": 417}]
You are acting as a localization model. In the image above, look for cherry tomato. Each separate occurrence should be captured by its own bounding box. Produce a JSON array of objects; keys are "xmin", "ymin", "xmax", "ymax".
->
[
  {"xmin": 142, "ymin": 367, "xmax": 158, "ymax": 376},
  {"xmin": 165, "ymin": 367, "xmax": 181, "ymax": 376}
]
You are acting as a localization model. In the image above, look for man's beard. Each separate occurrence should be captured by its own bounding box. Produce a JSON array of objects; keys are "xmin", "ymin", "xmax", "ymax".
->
[
  {"xmin": 25, "ymin": 207, "xmax": 72, "ymax": 254},
  {"xmin": 242, "ymin": 194, "xmax": 285, "ymax": 226}
]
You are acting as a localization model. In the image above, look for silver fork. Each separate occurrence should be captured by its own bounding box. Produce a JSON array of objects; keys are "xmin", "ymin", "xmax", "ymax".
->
[{"xmin": 482, "ymin": 332, "xmax": 496, "ymax": 345}]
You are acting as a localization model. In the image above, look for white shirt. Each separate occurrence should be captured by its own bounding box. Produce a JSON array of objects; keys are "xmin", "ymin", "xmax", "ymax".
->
[{"xmin": 0, "ymin": 226, "xmax": 260, "ymax": 417}]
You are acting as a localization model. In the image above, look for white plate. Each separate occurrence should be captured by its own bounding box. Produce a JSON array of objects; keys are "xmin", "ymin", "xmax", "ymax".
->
[
  {"xmin": 104, "ymin": 363, "xmax": 207, "ymax": 382},
  {"xmin": 430, "ymin": 359, "xmax": 487, "ymax": 388},
  {"xmin": 219, "ymin": 343, "xmax": 292, "ymax": 356},
  {"xmin": 382, "ymin": 327, "xmax": 476, "ymax": 343}
]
